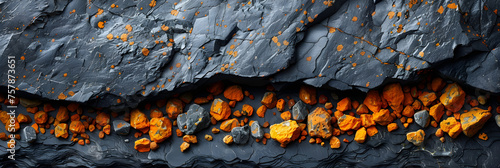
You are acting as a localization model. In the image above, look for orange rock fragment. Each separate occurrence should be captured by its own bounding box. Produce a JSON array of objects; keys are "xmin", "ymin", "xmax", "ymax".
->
[
  {"xmin": 329, "ymin": 136, "xmax": 341, "ymax": 148},
  {"xmin": 134, "ymin": 138, "xmax": 151, "ymax": 152},
  {"xmin": 281, "ymin": 111, "xmax": 292, "ymax": 121},
  {"xmin": 220, "ymin": 118, "xmax": 239, "ymax": 132},
  {"xmin": 55, "ymin": 123, "xmax": 69, "ymax": 139},
  {"xmin": 256, "ymin": 105, "xmax": 267, "ymax": 118},
  {"xmin": 69, "ymin": 121, "xmax": 85, "ymax": 134},
  {"xmin": 150, "ymin": 109, "xmax": 164, "ymax": 118},
  {"xmin": 460, "ymin": 107, "xmax": 491, "ymax": 137},
  {"xmin": 440, "ymin": 83, "xmax": 466, "ymax": 113},
  {"xmin": 270, "ymin": 120, "xmax": 301, "ymax": 147},
  {"xmin": 307, "ymin": 107, "xmax": 333, "ymax": 139},
  {"xmin": 337, "ymin": 115, "xmax": 361, "ymax": 131},
  {"xmin": 224, "ymin": 85, "xmax": 244, "ymax": 101},
  {"xmin": 241, "ymin": 104, "xmax": 253, "ymax": 116},
  {"xmin": 96, "ymin": 112, "xmax": 110, "ymax": 126},
  {"xmin": 366, "ymin": 126, "xmax": 378, "ymax": 136},
  {"xmin": 373, "ymin": 109, "xmax": 394, "ymax": 126},
  {"xmin": 387, "ymin": 123, "xmax": 398, "ymax": 132},
  {"xmin": 210, "ymin": 98, "xmax": 231, "ymax": 121},
  {"xmin": 34, "ymin": 111, "xmax": 48, "ymax": 124},
  {"xmin": 418, "ymin": 92, "xmax": 437, "ymax": 107},
  {"xmin": 383, "ymin": 83, "xmax": 404, "ymax": 113},
  {"xmin": 440, "ymin": 117, "xmax": 462, "ymax": 138},
  {"xmin": 430, "ymin": 77, "xmax": 446, "ymax": 92},
  {"xmin": 299, "ymin": 85, "xmax": 317, "ymax": 105},
  {"xmin": 429, "ymin": 103, "xmax": 445, "ymax": 122},
  {"xmin": 478, "ymin": 133, "xmax": 488, "ymax": 140},
  {"xmin": 336, "ymin": 97, "xmax": 351, "ymax": 112},
  {"xmin": 166, "ymin": 98, "xmax": 183, "ymax": 119},
  {"xmin": 183, "ymin": 135, "xmax": 198, "ymax": 144},
  {"xmin": 276, "ymin": 99, "xmax": 285, "ymax": 112},
  {"xmin": 149, "ymin": 117, "xmax": 172, "ymax": 143},
  {"xmin": 261, "ymin": 92, "xmax": 277, "ymax": 108},
  {"xmin": 17, "ymin": 113, "xmax": 31, "ymax": 123},
  {"xmin": 402, "ymin": 106, "xmax": 415, "ymax": 118},
  {"xmin": 354, "ymin": 127, "xmax": 367, "ymax": 143},
  {"xmin": 406, "ymin": 129, "xmax": 425, "ymax": 146},
  {"xmin": 360, "ymin": 114, "xmax": 376, "ymax": 127},
  {"xmin": 318, "ymin": 95, "xmax": 328, "ymax": 104},
  {"xmin": 130, "ymin": 109, "xmax": 150, "ymax": 130}
]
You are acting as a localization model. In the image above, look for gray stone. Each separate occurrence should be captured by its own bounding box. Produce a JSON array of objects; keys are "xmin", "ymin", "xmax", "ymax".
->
[
  {"xmin": 177, "ymin": 104, "xmax": 210, "ymax": 135},
  {"xmin": 495, "ymin": 115, "xmax": 500, "ymax": 128},
  {"xmin": 414, "ymin": 110, "xmax": 430, "ymax": 128},
  {"xmin": 292, "ymin": 100, "xmax": 308, "ymax": 122},
  {"xmin": 23, "ymin": 126, "xmax": 37, "ymax": 143},
  {"xmin": 20, "ymin": 98, "xmax": 42, "ymax": 108},
  {"xmin": 113, "ymin": 120, "xmax": 131, "ymax": 135},
  {"xmin": 231, "ymin": 126, "xmax": 250, "ymax": 145},
  {"xmin": 250, "ymin": 121, "xmax": 264, "ymax": 139}
]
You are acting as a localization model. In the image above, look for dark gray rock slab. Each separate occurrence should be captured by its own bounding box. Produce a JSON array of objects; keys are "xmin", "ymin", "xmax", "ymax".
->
[
  {"xmin": 230, "ymin": 126, "xmax": 249, "ymax": 145},
  {"xmin": 177, "ymin": 104, "xmax": 210, "ymax": 135},
  {"xmin": 113, "ymin": 120, "xmax": 131, "ymax": 135}
]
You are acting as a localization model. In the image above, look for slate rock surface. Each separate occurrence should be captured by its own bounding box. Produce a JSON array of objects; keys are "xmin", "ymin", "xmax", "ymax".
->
[
  {"xmin": 177, "ymin": 104, "xmax": 210, "ymax": 135},
  {"xmin": 1, "ymin": 0, "xmax": 499, "ymax": 109}
]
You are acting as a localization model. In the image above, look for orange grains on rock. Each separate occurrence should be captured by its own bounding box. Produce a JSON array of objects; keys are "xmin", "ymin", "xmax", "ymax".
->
[
  {"xmin": 299, "ymin": 85, "xmax": 317, "ymax": 105},
  {"xmin": 210, "ymin": 98, "xmax": 231, "ymax": 121},
  {"xmin": 224, "ymin": 85, "xmax": 244, "ymax": 101},
  {"xmin": 256, "ymin": 105, "xmax": 267, "ymax": 118},
  {"xmin": 336, "ymin": 97, "xmax": 351, "ymax": 112},
  {"xmin": 142, "ymin": 48, "xmax": 149, "ymax": 56}
]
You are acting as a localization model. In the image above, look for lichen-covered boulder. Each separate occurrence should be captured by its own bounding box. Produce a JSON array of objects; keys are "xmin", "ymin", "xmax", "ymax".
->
[
  {"xmin": 460, "ymin": 107, "xmax": 491, "ymax": 137},
  {"xmin": 270, "ymin": 120, "xmax": 301, "ymax": 147},
  {"xmin": 210, "ymin": 98, "xmax": 231, "ymax": 121},
  {"xmin": 406, "ymin": 129, "xmax": 425, "ymax": 146},
  {"xmin": 440, "ymin": 83, "xmax": 466, "ymax": 112},
  {"xmin": 177, "ymin": 104, "xmax": 211, "ymax": 135},
  {"xmin": 307, "ymin": 107, "xmax": 332, "ymax": 139},
  {"xmin": 149, "ymin": 117, "xmax": 172, "ymax": 143}
]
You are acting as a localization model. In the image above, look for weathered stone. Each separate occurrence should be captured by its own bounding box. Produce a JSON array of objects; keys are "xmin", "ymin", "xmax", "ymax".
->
[
  {"xmin": 460, "ymin": 107, "xmax": 491, "ymax": 137},
  {"xmin": 402, "ymin": 106, "xmax": 414, "ymax": 118},
  {"xmin": 414, "ymin": 110, "xmax": 430, "ymax": 128},
  {"xmin": 180, "ymin": 142, "xmax": 190, "ymax": 152},
  {"xmin": 210, "ymin": 98, "xmax": 231, "ymax": 121},
  {"xmin": 281, "ymin": 111, "xmax": 291, "ymax": 121},
  {"xmin": 440, "ymin": 83, "xmax": 466, "ymax": 112},
  {"xmin": 329, "ymin": 136, "xmax": 341, "ymax": 149},
  {"xmin": 307, "ymin": 107, "xmax": 332, "ymax": 139},
  {"xmin": 149, "ymin": 117, "xmax": 172, "ymax": 143},
  {"xmin": 250, "ymin": 121, "xmax": 264, "ymax": 139},
  {"xmin": 17, "ymin": 113, "xmax": 31, "ymax": 123},
  {"xmin": 23, "ymin": 126, "xmax": 37, "ymax": 143},
  {"xmin": 130, "ymin": 109, "xmax": 149, "ymax": 130},
  {"xmin": 224, "ymin": 85, "xmax": 244, "ymax": 101},
  {"xmin": 360, "ymin": 114, "xmax": 376, "ymax": 128},
  {"xmin": 56, "ymin": 106, "xmax": 69, "ymax": 122},
  {"xmin": 166, "ymin": 98, "xmax": 184, "ymax": 119},
  {"xmin": 363, "ymin": 90, "xmax": 382, "ymax": 113},
  {"xmin": 113, "ymin": 120, "xmax": 131, "ymax": 135},
  {"xmin": 19, "ymin": 98, "xmax": 41, "ymax": 108},
  {"xmin": 220, "ymin": 118, "xmax": 239, "ymax": 132},
  {"xmin": 149, "ymin": 109, "xmax": 164, "ymax": 118},
  {"xmin": 429, "ymin": 103, "xmax": 445, "ymax": 122},
  {"xmin": 292, "ymin": 100, "xmax": 308, "ymax": 122},
  {"xmin": 337, "ymin": 115, "xmax": 361, "ymax": 131},
  {"xmin": 96, "ymin": 112, "xmax": 110, "ymax": 127},
  {"xmin": 182, "ymin": 135, "xmax": 198, "ymax": 144},
  {"xmin": 177, "ymin": 104, "xmax": 211, "ymax": 135},
  {"xmin": 261, "ymin": 92, "xmax": 277, "ymax": 109},
  {"xmin": 256, "ymin": 105, "xmax": 267, "ymax": 118},
  {"xmin": 440, "ymin": 117, "xmax": 462, "ymax": 138},
  {"xmin": 387, "ymin": 123, "xmax": 398, "ymax": 132},
  {"xmin": 55, "ymin": 123, "xmax": 68, "ymax": 139},
  {"xmin": 406, "ymin": 129, "xmax": 425, "ymax": 146},
  {"xmin": 373, "ymin": 109, "xmax": 393, "ymax": 126},
  {"xmin": 354, "ymin": 127, "xmax": 367, "ymax": 143},
  {"xmin": 231, "ymin": 126, "xmax": 250, "ymax": 145},
  {"xmin": 418, "ymin": 92, "xmax": 437, "ymax": 107},
  {"xmin": 270, "ymin": 120, "xmax": 301, "ymax": 147},
  {"xmin": 69, "ymin": 121, "xmax": 85, "ymax": 134},
  {"xmin": 241, "ymin": 104, "xmax": 253, "ymax": 116},
  {"xmin": 383, "ymin": 83, "xmax": 404, "ymax": 113},
  {"xmin": 223, "ymin": 135, "xmax": 234, "ymax": 145},
  {"xmin": 276, "ymin": 99, "xmax": 285, "ymax": 112},
  {"xmin": 299, "ymin": 85, "xmax": 317, "ymax": 105},
  {"xmin": 34, "ymin": 111, "xmax": 48, "ymax": 124},
  {"xmin": 336, "ymin": 97, "xmax": 351, "ymax": 112},
  {"xmin": 134, "ymin": 138, "xmax": 151, "ymax": 153}
]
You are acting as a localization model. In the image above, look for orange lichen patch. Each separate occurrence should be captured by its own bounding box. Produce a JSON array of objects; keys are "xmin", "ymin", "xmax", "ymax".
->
[
  {"xmin": 383, "ymin": 83, "xmax": 404, "ymax": 113},
  {"xmin": 387, "ymin": 11, "xmax": 395, "ymax": 19},
  {"xmin": 220, "ymin": 118, "xmax": 239, "ymax": 132},
  {"xmin": 270, "ymin": 120, "xmax": 301, "ymax": 147},
  {"xmin": 352, "ymin": 16, "xmax": 358, "ymax": 22},
  {"xmin": 58, "ymin": 93, "xmax": 67, "ymax": 100},
  {"xmin": 419, "ymin": 51, "xmax": 424, "ymax": 57},
  {"xmin": 34, "ymin": 111, "xmax": 48, "ymax": 124},
  {"xmin": 130, "ymin": 109, "xmax": 150, "ymax": 130},
  {"xmin": 261, "ymin": 92, "xmax": 277, "ymax": 109},
  {"xmin": 55, "ymin": 106, "xmax": 69, "ymax": 122},
  {"xmin": 364, "ymin": 90, "xmax": 382, "ymax": 113},
  {"xmin": 337, "ymin": 115, "xmax": 361, "ymax": 131},
  {"xmin": 135, "ymin": 138, "xmax": 151, "ymax": 152},
  {"xmin": 478, "ymin": 133, "xmax": 488, "ymax": 140},
  {"xmin": 354, "ymin": 127, "xmax": 367, "ymax": 143},
  {"xmin": 106, "ymin": 33, "xmax": 113, "ymax": 40},
  {"xmin": 142, "ymin": 48, "xmax": 150, "ymax": 56},
  {"xmin": 437, "ymin": 6, "xmax": 444, "ymax": 14},
  {"xmin": 97, "ymin": 21, "xmax": 105, "ymax": 29},
  {"xmin": 406, "ymin": 129, "xmax": 425, "ymax": 146},
  {"xmin": 96, "ymin": 112, "xmax": 110, "ymax": 126},
  {"xmin": 149, "ymin": 109, "xmax": 163, "ymax": 118},
  {"xmin": 166, "ymin": 98, "xmax": 183, "ymax": 119},
  {"xmin": 330, "ymin": 136, "xmax": 341, "ymax": 148},
  {"xmin": 306, "ymin": 56, "xmax": 312, "ymax": 61},
  {"xmin": 440, "ymin": 83, "xmax": 466, "ymax": 112},
  {"xmin": 307, "ymin": 107, "xmax": 333, "ymax": 139},
  {"xmin": 460, "ymin": 107, "xmax": 491, "ymax": 137},
  {"xmin": 124, "ymin": 24, "xmax": 133, "ymax": 32},
  {"xmin": 373, "ymin": 109, "xmax": 394, "ymax": 126},
  {"xmin": 440, "ymin": 117, "xmax": 462, "ymax": 138},
  {"xmin": 149, "ymin": 117, "xmax": 172, "ymax": 143},
  {"xmin": 17, "ymin": 113, "xmax": 31, "ymax": 123},
  {"xmin": 429, "ymin": 103, "xmax": 445, "ymax": 122},
  {"xmin": 171, "ymin": 9, "xmax": 179, "ymax": 16},
  {"xmin": 69, "ymin": 121, "xmax": 85, "ymax": 134},
  {"xmin": 336, "ymin": 97, "xmax": 352, "ymax": 112},
  {"xmin": 241, "ymin": 104, "xmax": 254, "ymax": 116},
  {"xmin": 55, "ymin": 123, "xmax": 69, "ymax": 139},
  {"xmin": 276, "ymin": 99, "xmax": 285, "ymax": 112},
  {"xmin": 418, "ymin": 92, "xmax": 437, "ymax": 107},
  {"xmin": 402, "ymin": 106, "xmax": 415, "ymax": 118},
  {"xmin": 299, "ymin": 85, "xmax": 317, "ymax": 105},
  {"xmin": 281, "ymin": 111, "xmax": 291, "ymax": 120},
  {"xmin": 220, "ymin": 85, "xmax": 243, "ymax": 102},
  {"xmin": 210, "ymin": 98, "xmax": 231, "ymax": 121},
  {"xmin": 149, "ymin": 0, "xmax": 156, "ymax": 7},
  {"xmin": 387, "ymin": 123, "xmax": 398, "ymax": 132},
  {"xmin": 337, "ymin": 44, "xmax": 343, "ymax": 51},
  {"xmin": 120, "ymin": 34, "xmax": 128, "ymax": 42},
  {"xmin": 256, "ymin": 105, "xmax": 267, "ymax": 118},
  {"xmin": 360, "ymin": 114, "xmax": 376, "ymax": 127}
]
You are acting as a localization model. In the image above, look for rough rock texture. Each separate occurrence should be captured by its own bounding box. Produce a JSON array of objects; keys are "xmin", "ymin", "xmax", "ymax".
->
[
  {"xmin": 292, "ymin": 100, "xmax": 308, "ymax": 122},
  {"xmin": 414, "ymin": 110, "xmax": 430, "ymax": 128},
  {"xmin": 113, "ymin": 120, "xmax": 131, "ymax": 135},
  {"xmin": 177, "ymin": 104, "xmax": 210, "ymax": 135},
  {"xmin": 250, "ymin": 121, "xmax": 264, "ymax": 139},
  {"xmin": 23, "ymin": 126, "xmax": 37, "ymax": 143},
  {"xmin": 230, "ymin": 126, "xmax": 250, "ymax": 145}
]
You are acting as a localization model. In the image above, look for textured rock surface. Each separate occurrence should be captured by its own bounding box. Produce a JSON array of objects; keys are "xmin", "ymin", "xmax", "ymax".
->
[
  {"xmin": 230, "ymin": 126, "xmax": 250, "ymax": 145},
  {"xmin": 113, "ymin": 120, "xmax": 131, "ymax": 135},
  {"xmin": 414, "ymin": 110, "xmax": 430, "ymax": 128},
  {"xmin": 23, "ymin": 126, "xmax": 37, "ymax": 143},
  {"xmin": 177, "ymin": 104, "xmax": 210, "ymax": 135}
]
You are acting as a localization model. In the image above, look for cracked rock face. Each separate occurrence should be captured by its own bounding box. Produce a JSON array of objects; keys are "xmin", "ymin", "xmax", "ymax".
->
[{"xmin": 2, "ymin": 0, "xmax": 499, "ymax": 109}]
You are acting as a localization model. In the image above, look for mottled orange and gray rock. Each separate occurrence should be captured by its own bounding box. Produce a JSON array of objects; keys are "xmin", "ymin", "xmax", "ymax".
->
[
  {"xmin": 224, "ymin": 85, "xmax": 244, "ymax": 101},
  {"xmin": 220, "ymin": 118, "xmax": 239, "ymax": 132},
  {"xmin": 383, "ymin": 83, "xmax": 404, "ymax": 113},
  {"xmin": 96, "ymin": 112, "xmax": 110, "ymax": 127},
  {"xmin": 299, "ymin": 85, "xmax": 317, "ymax": 105},
  {"xmin": 166, "ymin": 98, "xmax": 184, "ymax": 119},
  {"xmin": 210, "ymin": 98, "xmax": 231, "ymax": 121},
  {"xmin": 440, "ymin": 83, "xmax": 466, "ymax": 112},
  {"xmin": 406, "ymin": 129, "xmax": 425, "ymax": 146},
  {"xmin": 460, "ymin": 107, "xmax": 491, "ymax": 137},
  {"xmin": 55, "ymin": 123, "xmax": 69, "ymax": 139},
  {"xmin": 373, "ymin": 109, "xmax": 393, "ymax": 126},
  {"xmin": 270, "ymin": 120, "xmax": 301, "ymax": 147},
  {"xmin": 440, "ymin": 117, "xmax": 462, "ymax": 138},
  {"xmin": 307, "ymin": 107, "xmax": 332, "ymax": 139},
  {"xmin": 418, "ymin": 92, "xmax": 437, "ymax": 107},
  {"xmin": 130, "ymin": 109, "xmax": 149, "ymax": 130},
  {"xmin": 149, "ymin": 117, "xmax": 172, "ymax": 143},
  {"xmin": 69, "ymin": 120, "xmax": 85, "ymax": 134},
  {"xmin": 261, "ymin": 92, "xmax": 277, "ymax": 109}
]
